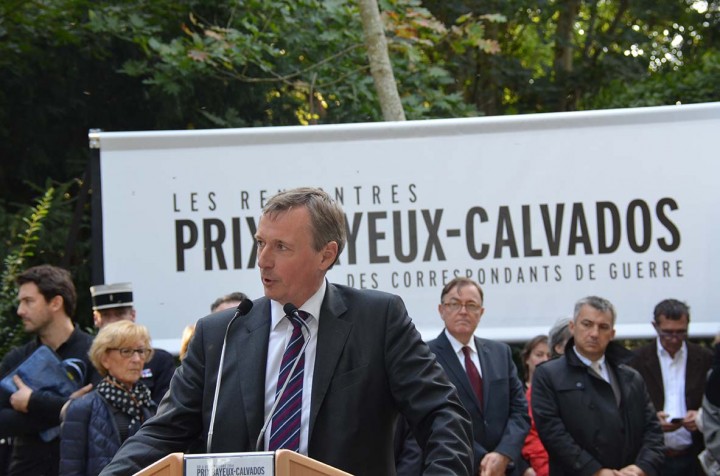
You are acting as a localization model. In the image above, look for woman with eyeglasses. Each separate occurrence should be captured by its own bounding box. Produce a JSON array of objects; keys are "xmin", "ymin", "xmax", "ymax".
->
[{"xmin": 59, "ymin": 321, "xmax": 157, "ymax": 476}]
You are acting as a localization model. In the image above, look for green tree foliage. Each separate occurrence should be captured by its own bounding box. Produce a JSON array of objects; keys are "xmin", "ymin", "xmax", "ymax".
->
[
  {"xmin": 84, "ymin": 0, "xmax": 482, "ymax": 124},
  {"xmin": 587, "ymin": 49, "xmax": 720, "ymax": 108},
  {"xmin": 422, "ymin": 0, "xmax": 720, "ymax": 113},
  {"xmin": 0, "ymin": 188, "xmax": 55, "ymax": 356},
  {"xmin": 3, "ymin": 0, "xmax": 716, "ymax": 205},
  {"xmin": 0, "ymin": 180, "xmax": 94, "ymax": 359}
]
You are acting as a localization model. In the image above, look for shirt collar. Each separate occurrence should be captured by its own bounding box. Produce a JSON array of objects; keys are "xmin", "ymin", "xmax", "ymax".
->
[
  {"xmin": 270, "ymin": 279, "xmax": 327, "ymax": 329},
  {"xmin": 444, "ymin": 329, "xmax": 478, "ymax": 355},
  {"xmin": 572, "ymin": 345, "xmax": 606, "ymax": 368},
  {"xmin": 656, "ymin": 337, "xmax": 687, "ymax": 360}
]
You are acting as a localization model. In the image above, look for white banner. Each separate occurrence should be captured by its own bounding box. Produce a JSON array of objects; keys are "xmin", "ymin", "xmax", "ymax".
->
[{"xmin": 95, "ymin": 102, "xmax": 720, "ymax": 353}]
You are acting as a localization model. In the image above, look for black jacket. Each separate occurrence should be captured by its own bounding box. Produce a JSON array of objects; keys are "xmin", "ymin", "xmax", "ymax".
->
[
  {"xmin": 531, "ymin": 339, "xmax": 664, "ymax": 476},
  {"xmin": 0, "ymin": 327, "xmax": 94, "ymax": 476}
]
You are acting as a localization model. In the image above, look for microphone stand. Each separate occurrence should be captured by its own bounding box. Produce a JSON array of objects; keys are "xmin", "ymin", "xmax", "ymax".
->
[{"xmin": 207, "ymin": 300, "xmax": 253, "ymax": 453}]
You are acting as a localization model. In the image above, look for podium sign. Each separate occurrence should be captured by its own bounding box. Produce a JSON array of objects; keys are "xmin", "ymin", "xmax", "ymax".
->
[
  {"xmin": 133, "ymin": 450, "xmax": 352, "ymax": 476},
  {"xmin": 184, "ymin": 452, "xmax": 274, "ymax": 476}
]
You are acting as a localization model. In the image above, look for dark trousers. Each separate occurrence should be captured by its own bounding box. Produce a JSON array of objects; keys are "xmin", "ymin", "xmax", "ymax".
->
[
  {"xmin": 7, "ymin": 436, "xmax": 59, "ymax": 476},
  {"xmin": 0, "ymin": 438, "xmax": 11, "ymax": 476},
  {"xmin": 661, "ymin": 451, "xmax": 703, "ymax": 476}
]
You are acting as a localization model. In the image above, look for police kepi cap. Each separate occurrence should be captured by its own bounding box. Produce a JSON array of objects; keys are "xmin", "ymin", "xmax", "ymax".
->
[{"xmin": 90, "ymin": 282, "xmax": 134, "ymax": 310}]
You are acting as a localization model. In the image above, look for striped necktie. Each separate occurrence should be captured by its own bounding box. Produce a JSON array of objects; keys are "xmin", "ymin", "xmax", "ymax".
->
[{"xmin": 269, "ymin": 311, "xmax": 308, "ymax": 451}]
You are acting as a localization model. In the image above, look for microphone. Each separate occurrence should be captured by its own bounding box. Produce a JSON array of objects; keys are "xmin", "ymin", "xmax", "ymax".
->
[
  {"xmin": 254, "ymin": 302, "xmax": 311, "ymax": 451},
  {"xmin": 283, "ymin": 302, "xmax": 311, "ymax": 335},
  {"xmin": 207, "ymin": 299, "xmax": 254, "ymax": 453}
]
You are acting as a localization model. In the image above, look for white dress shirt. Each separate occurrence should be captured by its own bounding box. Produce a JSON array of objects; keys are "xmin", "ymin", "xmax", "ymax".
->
[
  {"xmin": 263, "ymin": 280, "xmax": 325, "ymax": 455},
  {"xmin": 657, "ymin": 338, "xmax": 692, "ymax": 449},
  {"xmin": 444, "ymin": 329, "xmax": 483, "ymax": 378}
]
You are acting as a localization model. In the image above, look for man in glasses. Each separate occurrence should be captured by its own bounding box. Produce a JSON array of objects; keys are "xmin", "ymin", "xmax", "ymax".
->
[
  {"xmin": 629, "ymin": 299, "xmax": 713, "ymax": 475},
  {"xmin": 396, "ymin": 277, "xmax": 529, "ymax": 476},
  {"xmin": 90, "ymin": 282, "xmax": 176, "ymax": 405}
]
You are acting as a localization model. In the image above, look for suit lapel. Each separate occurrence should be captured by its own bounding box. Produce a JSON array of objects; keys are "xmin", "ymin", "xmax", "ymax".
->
[
  {"xmin": 308, "ymin": 283, "xmax": 351, "ymax": 439},
  {"xmin": 644, "ymin": 341, "xmax": 665, "ymax": 409},
  {"xmin": 685, "ymin": 344, "xmax": 705, "ymax": 407},
  {"xmin": 435, "ymin": 332, "xmax": 482, "ymax": 414},
  {"xmin": 474, "ymin": 336, "xmax": 489, "ymax": 413},
  {"xmin": 233, "ymin": 299, "xmax": 271, "ymax": 443}
]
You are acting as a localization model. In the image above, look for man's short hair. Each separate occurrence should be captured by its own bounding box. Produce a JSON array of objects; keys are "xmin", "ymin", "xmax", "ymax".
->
[
  {"xmin": 17, "ymin": 264, "xmax": 77, "ymax": 318},
  {"xmin": 653, "ymin": 298, "xmax": 690, "ymax": 323},
  {"xmin": 573, "ymin": 296, "xmax": 616, "ymax": 325},
  {"xmin": 263, "ymin": 187, "xmax": 346, "ymax": 267},
  {"xmin": 439, "ymin": 277, "xmax": 484, "ymax": 303},
  {"xmin": 210, "ymin": 291, "xmax": 250, "ymax": 312}
]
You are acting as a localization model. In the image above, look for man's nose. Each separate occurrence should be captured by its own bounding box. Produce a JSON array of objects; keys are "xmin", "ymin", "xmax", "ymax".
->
[{"xmin": 257, "ymin": 246, "xmax": 271, "ymax": 268}]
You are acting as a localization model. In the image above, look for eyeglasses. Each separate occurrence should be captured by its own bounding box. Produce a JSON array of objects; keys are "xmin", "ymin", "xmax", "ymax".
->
[
  {"xmin": 109, "ymin": 348, "xmax": 151, "ymax": 359},
  {"xmin": 656, "ymin": 330, "xmax": 688, "ymax": 339},
  {"xmin": 442, "ymin": 301, "xmax": 482, "ymax": 314}
]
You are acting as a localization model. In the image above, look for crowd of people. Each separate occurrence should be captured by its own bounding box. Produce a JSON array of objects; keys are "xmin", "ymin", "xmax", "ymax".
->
[
  {"xmin": 0, "ymin": 187, "xmax": 718, "ymax": 476},
  {"xmin": 0, "ymin": 265, "xmax": 246, "ymax": 476}
]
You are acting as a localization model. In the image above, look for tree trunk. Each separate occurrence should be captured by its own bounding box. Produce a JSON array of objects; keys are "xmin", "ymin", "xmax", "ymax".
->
[
  {"xmin": 553, "ymin": 0, "xmax": 580, "ymax": 111},
  {"xmin": 357, "ymin": 0, "xmax": 406, "ymax": 121}
]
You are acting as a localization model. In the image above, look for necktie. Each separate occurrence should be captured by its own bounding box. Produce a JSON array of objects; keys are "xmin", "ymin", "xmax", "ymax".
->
[
  {"xmin": 269, "ymin": 311, "xmax": 308, "ymax": 451},
  {"xmin": 462, "ymin": 346, "xmax": 483, "ymax": 408},
  {"xmin": 590, "ymin": 361, "xmax": 603, "ymax": 379}
]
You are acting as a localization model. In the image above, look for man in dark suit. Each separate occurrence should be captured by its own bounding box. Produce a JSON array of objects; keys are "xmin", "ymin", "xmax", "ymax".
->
[
  {"xmin": 395, "ymin": 277, "xmax": 530, "ymax": 476},
  {"xmin": 628, "ymin": 299, "xmax": 712, "ymax": 476},
  {"xmin": 532, "ymin": 296, "xmax": 664, "ymax": 476},
  {"xmin": 100, "ymin": 187, "xmax": 473, "ymax": 476}
]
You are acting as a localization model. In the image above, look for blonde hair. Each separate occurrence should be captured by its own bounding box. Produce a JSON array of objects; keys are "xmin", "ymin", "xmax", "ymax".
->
[
  {"xmin": 179, "ymin": 324, "xmax": 195, "ymax": 361},
  {"xmin": 89, "ymin": 320, "xmax": 153, "ymax": 376}
]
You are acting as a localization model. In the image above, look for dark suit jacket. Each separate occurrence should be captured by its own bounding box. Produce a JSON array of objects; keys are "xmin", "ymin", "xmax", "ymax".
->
[
  {"xmin": 532, "ymin": 339, "xmax": 664, "ymax": 476},
  {"xmin": 628, "ymin": 340, "xmax": 713, "ymax": 454},
  {"xmin": 396, "ymin": 331, "xmax": 530, "ymax": 475},
  {"xmin": 100, "ymin": 284, "xmax": 473, "ymax": 476}
]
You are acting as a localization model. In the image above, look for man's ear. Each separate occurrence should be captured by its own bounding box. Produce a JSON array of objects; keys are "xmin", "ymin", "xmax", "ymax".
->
[
  {"xmin": 49, "ymin": 295, "xmax": 64, "ymax": 313},
  {"xmin": 319, "ymin": 241, "xmax": 339, "ymax": 270},
  {"xmin": 93, "ymin": 311, "xmax": 102, "ymax": 328}
]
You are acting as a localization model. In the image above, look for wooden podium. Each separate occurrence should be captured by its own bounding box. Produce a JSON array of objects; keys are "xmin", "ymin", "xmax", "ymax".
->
[{"xmin": 134, "ymin": 450, "xmax": 352, "ymax": 476}]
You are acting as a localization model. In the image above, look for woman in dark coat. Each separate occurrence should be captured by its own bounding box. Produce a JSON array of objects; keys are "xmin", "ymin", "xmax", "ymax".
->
[{"xmin": 60, "ymin": 321, "xmax": 157, "ymax": 476}]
